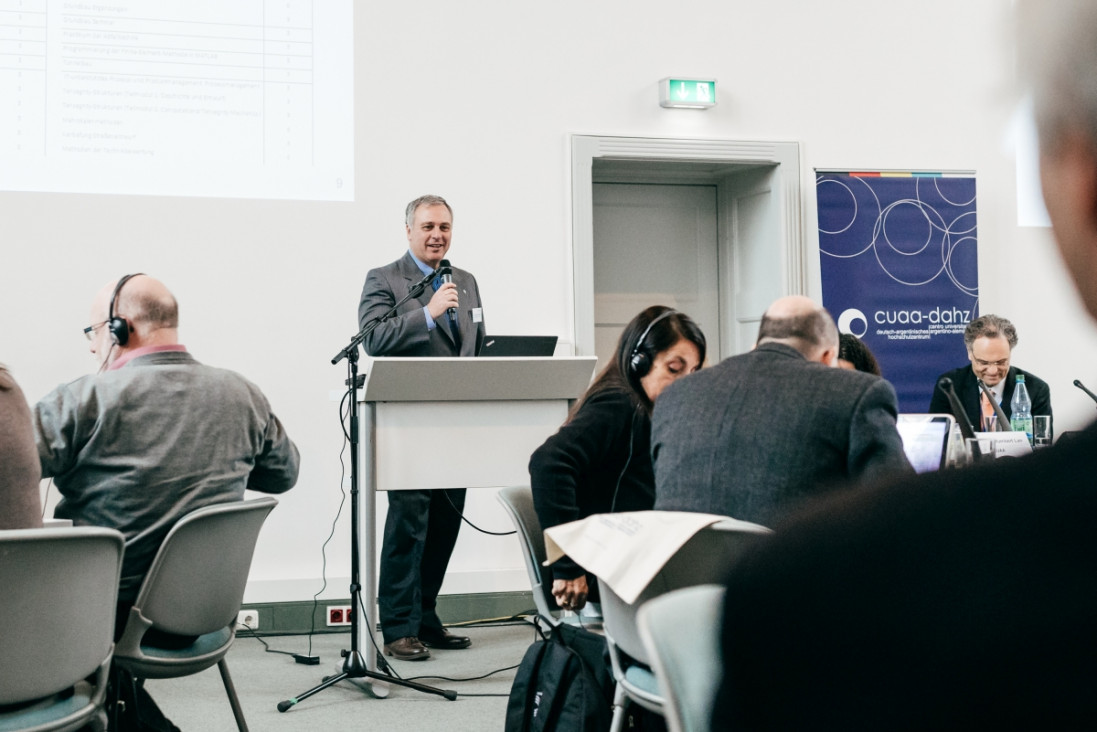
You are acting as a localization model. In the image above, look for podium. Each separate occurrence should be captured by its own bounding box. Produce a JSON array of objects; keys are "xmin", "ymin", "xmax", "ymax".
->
[{"xmin": 356, "ymin": 356, "xmax": 596, "ymax": 682}]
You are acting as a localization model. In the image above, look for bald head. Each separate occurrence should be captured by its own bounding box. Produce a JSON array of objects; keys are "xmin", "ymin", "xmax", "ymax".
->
[
  {"xmin": 757, "ymin": 296, "xmax": 839, "ymax": 365},
  {"xmin": 89, "ymin": 274, "xmax": 179, "ymax": 368}
]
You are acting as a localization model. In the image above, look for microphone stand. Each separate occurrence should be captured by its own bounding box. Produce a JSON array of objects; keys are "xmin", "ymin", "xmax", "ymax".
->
[
  {"xmin": 1074, "ymin": 379, "xmax": 1097, "ymax": 409},
  {"xmin": 279, "ymin": 269, "xmax": 457, "ymax": 713},
  {"xmin": 938, "ymin": 377, "xmax": 976, "ymax": 441},
  {"xmin": 976, "ymin": 379, "xmax": 1012, "ymax": 431}
]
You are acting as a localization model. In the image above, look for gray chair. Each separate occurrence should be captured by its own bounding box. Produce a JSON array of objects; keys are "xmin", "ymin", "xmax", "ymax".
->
[
  {"xmin": 637, "ymin": 584, "xmax": 726, "ymax": 732},
  {"xmin": 496, "ymin": 486, "xmax": 565, "ymax": 629},
  {"xmin": 113, "ymin": 497, "xmax": 278, "ymax": 732},
  {"xmin": 597, "ymin": 517, "xmax": 770, "ymax": 732},
  {"xmin": 0, "ymin": 526, "xmax": 124, "ymax": 732}
]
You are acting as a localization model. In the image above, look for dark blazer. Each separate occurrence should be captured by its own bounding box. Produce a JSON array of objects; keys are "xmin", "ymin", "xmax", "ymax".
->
[
  {"xmin": 651, "ymin": 342, "xmax": 913, "ymax": 526},
  {"xmin": 712, "ymin": 422, "xmax": 1097, "ymax": 730},
  {"xmin": 928, "ymin": 364, "xmax": 1052, "ymax": 428},
  {"xmin": 529, "ymin": 385, "xmax": 653, "ymax": 582},
  {"xmin": 357, "ymin": 252, "xmax": 485, "ymax": 358}
]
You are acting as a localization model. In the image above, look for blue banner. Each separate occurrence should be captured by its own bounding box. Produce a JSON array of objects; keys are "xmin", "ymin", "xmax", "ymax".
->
[{"xmin": 817, "ymin": 172, "xmax": 978, "ymax": 412}]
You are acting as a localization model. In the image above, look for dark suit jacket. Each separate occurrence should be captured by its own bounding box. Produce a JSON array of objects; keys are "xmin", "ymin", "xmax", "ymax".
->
[
  {"xmin": 651, "ymin": 342, "xmax": 913, "ymax": 526},
  {"xmin": 712, "ymin": 422, "xmax": 1097, "ymax": 730},
  {"xmin": 357, "ymin": 252, "xmax": 485, "ymax": 357},
  {"xmin": 529, "ymin": 384, "xmax": 653, "ymax": 582},
  {"xmin": 928, "ymin": 365, "xmax": 1052, "ymax": 429}
]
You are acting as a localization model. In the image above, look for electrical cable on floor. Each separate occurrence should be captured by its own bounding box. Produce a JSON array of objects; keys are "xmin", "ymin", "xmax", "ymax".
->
[
  {"xmin": 402, "ymin": 663, "xmax": 521, "ymax": 684},
  {"xmin": 445, "ymin": 613, "xmax": 538, "ymax": 628},
  {"xmin": 236, "ymin": 624, "xmax": 296, "ymax": 658}
]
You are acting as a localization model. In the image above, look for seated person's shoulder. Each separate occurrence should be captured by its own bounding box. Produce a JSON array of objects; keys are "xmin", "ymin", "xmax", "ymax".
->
[
  {"xmin": 583, "ymin": 383, "xmax": 639, "ymax": 411},
  {"xmin": 1017, "ymin": 367, "xmax": 1050, "ymax": 389}
]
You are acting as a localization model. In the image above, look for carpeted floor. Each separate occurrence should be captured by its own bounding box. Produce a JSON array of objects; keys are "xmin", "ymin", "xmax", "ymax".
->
[{"xmin": 145, "ymin": 620, "xmax": 541, "ymax": 731}]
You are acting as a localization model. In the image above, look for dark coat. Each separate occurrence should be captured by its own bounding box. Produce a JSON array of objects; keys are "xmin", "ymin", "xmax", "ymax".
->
[
  {"xmin": 928, "ymin": 364, "xmax": 1052, "ymax": 429},
  {"xmin": 652, "ymin": 342, "xmax": 913, "ymax": 526}
]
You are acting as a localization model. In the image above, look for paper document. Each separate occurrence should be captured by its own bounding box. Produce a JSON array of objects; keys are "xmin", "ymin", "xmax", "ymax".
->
[{"xmin": 544, "ymin": 511, "xmax": 755, "ymax": 604}]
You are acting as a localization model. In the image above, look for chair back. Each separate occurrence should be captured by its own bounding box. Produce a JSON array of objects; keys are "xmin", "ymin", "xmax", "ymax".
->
[
  {"xmin": 637, "ymin": 584, "xmax": 726, "ymax": 732},
  {"xmin": 124, "ymin": 497, "xmax": 277, "ymax": 639},
  {"xmin": 496, "ymin": 486, "xmax": 560, "ymax": 624},
  {"xmin": 0, "ymin": 527, "xmax": 124, "ymax": 704},
  {"xmin": 600, "ymin": 518, "xmax": 768, "ymax": 665}
]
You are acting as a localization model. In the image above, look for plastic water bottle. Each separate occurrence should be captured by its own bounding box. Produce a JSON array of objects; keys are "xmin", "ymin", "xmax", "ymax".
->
[{"xmin": 1010, "ymin": 374, "xmax": 1033, "ymax": 444}]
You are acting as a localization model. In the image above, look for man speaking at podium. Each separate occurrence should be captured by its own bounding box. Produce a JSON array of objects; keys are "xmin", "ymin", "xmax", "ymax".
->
[{"xmin": 357, "ymin": 194, "xmax": 485, "ymax": 661}]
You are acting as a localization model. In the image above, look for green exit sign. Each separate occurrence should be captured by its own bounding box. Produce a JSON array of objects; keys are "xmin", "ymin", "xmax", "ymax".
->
[{"xmin": 660, "ymin": 77, "xmax": 717, "ymax": 108}]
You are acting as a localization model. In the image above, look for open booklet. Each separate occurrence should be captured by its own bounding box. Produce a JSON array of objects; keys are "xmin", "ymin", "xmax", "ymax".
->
[{"xmin": 543, "ymin": 511, "xmax": 762, "ymax": 603}]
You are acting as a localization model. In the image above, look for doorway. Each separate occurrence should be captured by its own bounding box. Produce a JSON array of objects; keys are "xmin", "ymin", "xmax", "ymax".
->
[{"xmin": 572, "ymin": 136, "xmax": 805, "ymax": 370}]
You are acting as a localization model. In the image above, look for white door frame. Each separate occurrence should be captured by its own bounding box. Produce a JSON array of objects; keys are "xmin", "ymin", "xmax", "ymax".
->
[{"xmin": 571, "ymin": 135, "xmax": 805, "ymax": 357}]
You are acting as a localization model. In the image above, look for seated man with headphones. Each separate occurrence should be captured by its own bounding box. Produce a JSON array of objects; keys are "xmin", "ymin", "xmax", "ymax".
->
[
  {"xmin": 652, "ymin": 295, "xmax": 912, "ymax": 526},
  {"xmin": 34, "ymin": 273, "xmax": 300, "ymax": 625},
  {"xmin": 33, "ymin": 273, "xmax": 300, "ymax": 730},
  {"xmin": 529, "ymin": 306, "xmax": 705, "ymax": 612}
]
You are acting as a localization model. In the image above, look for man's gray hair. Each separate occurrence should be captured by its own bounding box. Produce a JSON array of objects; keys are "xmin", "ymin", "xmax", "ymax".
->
[
  {"xmin": 963, "ymin": 314, "xmax": 1018, "ymax": 350},
  {"xmin": 757, "ymin": 307, "xmax": 838, "ymax": 356},
  {"xmin": 1022, "ymin": 1, "xmax": 1097, "ymax": 153},
  {"xmin": 405, "ymin": 195, "xmax": 452, "ymax": 228},
  {"xmin": 117, "ymin": 288, "xmax": 179, "ymax": 330}
]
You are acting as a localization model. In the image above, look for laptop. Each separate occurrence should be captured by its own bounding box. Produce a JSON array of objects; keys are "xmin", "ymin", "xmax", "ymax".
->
[
  {"xmin": 478, "ymin": 335, "xmax": 558, "ymax": 357},
  {"xmin": 896, "ymin": 414, "xmax": 954, "ymax": 473}
]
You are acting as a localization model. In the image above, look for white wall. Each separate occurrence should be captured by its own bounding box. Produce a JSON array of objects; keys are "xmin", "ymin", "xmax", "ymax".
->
[{"xmin": 4, "ymin": 0, "xmax": 1096, "ymax": 601}]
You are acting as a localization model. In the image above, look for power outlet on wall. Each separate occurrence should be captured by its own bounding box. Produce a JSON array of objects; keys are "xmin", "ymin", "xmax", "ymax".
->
[
  {"xmin": 326, "ymin": 605, "xmax": 353, "ymax": 626},
  {"xmin": 236, "ymin": 609, "xmax": 259, "ymax": 631}
]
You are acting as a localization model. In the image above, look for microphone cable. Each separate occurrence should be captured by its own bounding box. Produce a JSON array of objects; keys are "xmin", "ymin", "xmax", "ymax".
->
[
  {"xmin": 610, "ymin": 404, "xmax": 642, "ymax": 513},
  {"xmin": 442, "ymin": 489, "xmax": 516, "ymax": 536}
]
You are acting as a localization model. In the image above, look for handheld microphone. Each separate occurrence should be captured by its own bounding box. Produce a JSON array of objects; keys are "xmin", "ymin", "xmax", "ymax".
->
[
  {"xmin": 976, "ymin": 379, "xmax": 1012, "ymax": 431},
  {"xmin": 939, "ymin": 377, "xmax": 976, "ymax": 440},
  {"xmin": 1074, "ymin": 379, "xmax": 1097, "ymax": 408},
  {"xmin": 439, "ymin": 259, "xmax": 457, "ymax": 322}
]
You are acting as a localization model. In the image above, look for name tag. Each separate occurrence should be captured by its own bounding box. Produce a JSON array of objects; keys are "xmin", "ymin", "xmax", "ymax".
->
[{"xmin": 472, "ymin": 307, "xmax": 484, "ymax": 323}]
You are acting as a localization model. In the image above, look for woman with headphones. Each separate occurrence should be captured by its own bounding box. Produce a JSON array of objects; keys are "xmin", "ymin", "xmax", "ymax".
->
[{"xmin": 529, "ymin": 305, "xmax": 706, "ymax": 612}]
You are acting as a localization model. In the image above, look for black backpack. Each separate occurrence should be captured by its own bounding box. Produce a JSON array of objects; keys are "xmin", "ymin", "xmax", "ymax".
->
[{"xmin": 505, "ymin": 622, "xmax": 615, "ymax": 731}]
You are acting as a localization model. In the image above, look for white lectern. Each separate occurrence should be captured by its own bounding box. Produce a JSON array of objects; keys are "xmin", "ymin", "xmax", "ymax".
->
[{"xmin": 357, "ymin": 356, "xmax": 596, "ymax": 684}]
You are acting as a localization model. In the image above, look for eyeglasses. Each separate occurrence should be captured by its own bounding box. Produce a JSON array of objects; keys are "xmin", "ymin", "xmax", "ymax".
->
[
  {"xmin": 973, "ymin": 358, "xmax": 1009, "ymax": 369},
  {"xmin": 83, "ymin": 320, "xmax": 108, "ymax": 341}
]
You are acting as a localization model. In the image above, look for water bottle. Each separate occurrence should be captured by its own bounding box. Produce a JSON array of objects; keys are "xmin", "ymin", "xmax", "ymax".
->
[{"xmin": 1010, "ymin": 374, "xmax": 1033, "ymax": 444}]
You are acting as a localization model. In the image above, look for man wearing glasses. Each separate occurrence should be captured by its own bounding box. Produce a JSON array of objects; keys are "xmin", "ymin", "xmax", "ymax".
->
[
  {"xmin": 36, "ymin": 273, "xmax": 300, "ymax": 621},
  {"xmin": 34, "ymin": 273, "xmax": 300, "ymax": 729},
  {"xmin": 928, "ymin": 313, "xmax": 1052, "ymax": 429}
]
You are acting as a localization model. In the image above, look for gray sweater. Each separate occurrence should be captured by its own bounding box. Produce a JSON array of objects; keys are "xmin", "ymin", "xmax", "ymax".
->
[{"xmin": 34, "ymin": 350, "xmax": 299, "ymax": 600}]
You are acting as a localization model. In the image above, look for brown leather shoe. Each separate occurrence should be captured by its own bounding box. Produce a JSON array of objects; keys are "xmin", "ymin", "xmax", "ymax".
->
[
  {"xmin": 383, "ymin": 636, "xmax": 431, "ymax": 661},
  {"xmin": 419, "ymin": 627, "xmax": 472, "ymax": 650}
]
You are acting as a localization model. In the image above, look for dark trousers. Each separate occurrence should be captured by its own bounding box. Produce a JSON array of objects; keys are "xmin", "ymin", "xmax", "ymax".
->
[
  {"xmin": 378, "ymin": 488, "xmax": 465, "ymax": 643},
  {"xmin": 108, "ymin": 602, "xmax": 190, "ymax": 731}
]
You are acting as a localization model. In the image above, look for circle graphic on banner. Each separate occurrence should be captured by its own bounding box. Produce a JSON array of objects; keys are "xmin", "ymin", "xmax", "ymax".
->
[{"xmin": 838, "ymin": 308, "xmax": 868, "ymax": 338}]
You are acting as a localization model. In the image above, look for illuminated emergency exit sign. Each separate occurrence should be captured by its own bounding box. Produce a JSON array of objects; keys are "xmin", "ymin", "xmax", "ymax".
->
[{"xmin": 659, "ymin": 77, "xmax": 717, "ymax": 109}]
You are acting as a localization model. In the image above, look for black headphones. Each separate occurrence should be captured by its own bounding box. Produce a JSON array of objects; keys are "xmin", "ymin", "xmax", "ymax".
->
[
  {"xmin": 108, "ymin": 273, "xmax": 143, "ymax": 346},
  {"xmin": 628, "ymin": 309, "xmax": 678, "ymax": 379}
]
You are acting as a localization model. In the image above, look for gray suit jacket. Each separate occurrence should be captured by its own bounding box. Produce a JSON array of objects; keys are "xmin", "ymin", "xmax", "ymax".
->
[
  {"xmin": 652, "ymin": 342, "xmax": 912, "ymax": 526},
  {"xmin": 358, "ymin": 252, "xmax": 485, "ymax": 357}
]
